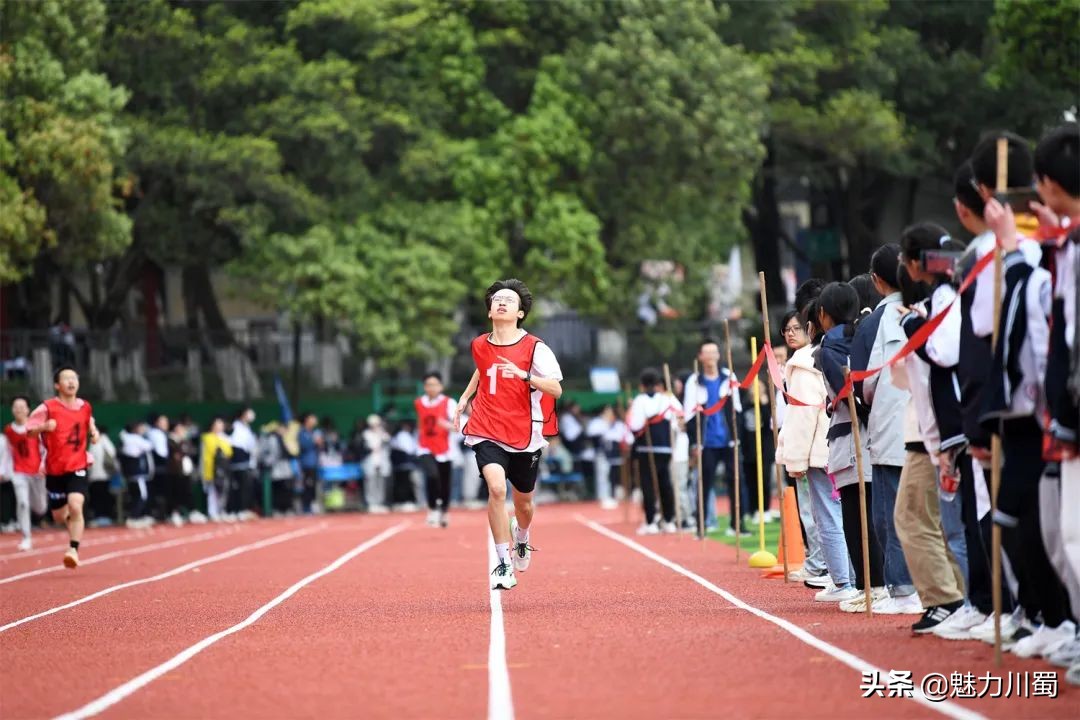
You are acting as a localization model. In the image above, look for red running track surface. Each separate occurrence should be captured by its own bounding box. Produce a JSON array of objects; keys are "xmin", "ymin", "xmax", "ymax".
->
[{"xmin": 0, "ymin": 505, "xmax": 1075, "ymax": 719}]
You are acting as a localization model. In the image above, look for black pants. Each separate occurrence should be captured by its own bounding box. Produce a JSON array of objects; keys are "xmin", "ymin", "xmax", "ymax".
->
[
  {"xmin": 392, "ymin": 468, "xmax": 416, "ymax": 504},
  {"xmin": 228, "ymin": 469, "xmax": 254, "ymax": 514},
  {"xmin": 958, "ymin": 453, "xmax": 999, "ymax": 614},
  {"xmin": 998, "ymin": 420, "xmax": 1071, "ymax": 627},
  {"xmin": 271, "ymin": 479, "xmax": 293, "ymax": 514},
  {"xmin": 421, "ymin": 456, "xmax": 452, "ymax": 511},
  {"xmin": 301, "ymin": 468, "xmax": 317, "ymax": 512},
  {"xmin": 126, "ymin": 474, "xmax": 151, "ymax": 518},
  {"xmin": 89, "ymin": 481, "xmax": 113, "ymax": 522},
  {"xmin": 839, "ymin": 482, "xmax": 885, "ymax": 590},
  {"xmin": 636, "ymin": 453, "xmax": 674, "ymax": 524},
  {"xmin": 702, "ymin": 446, "xmax": 745, "ymax": 529}
]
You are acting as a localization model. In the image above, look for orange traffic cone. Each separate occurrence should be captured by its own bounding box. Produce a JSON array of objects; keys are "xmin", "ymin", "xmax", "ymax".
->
[{"xmin": 762, "ymin": 486, "xmax": 804, "ymax": 578}]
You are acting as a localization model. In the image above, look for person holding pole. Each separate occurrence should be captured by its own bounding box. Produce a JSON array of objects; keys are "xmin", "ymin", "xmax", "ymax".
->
[
  {"xmin": 683, "ymin": 339, "xmax": 744, "ymax": 536},
  {"xmin": 776, "ymin": 292, "xmax": 854, "ymax": 599},
  {"xmin": 814, "ymin": 282, "xmax": 886, "ymax": 612},
  {"xmin": 628, "ymin": 368, "xmax": 681, "ymax": 535},
  {"xmin": 981, "ymin": 194, "xmax": 1076, "ymax": 658}
]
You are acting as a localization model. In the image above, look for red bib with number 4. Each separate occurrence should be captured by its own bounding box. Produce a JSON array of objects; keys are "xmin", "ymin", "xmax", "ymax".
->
[
  {"xmin": 464, "ymin": 333, "xmax": 557, "ymax": 450},
  {"xmin": 43, "ymin": 397, "xmax": 92, "ymax": 475}
]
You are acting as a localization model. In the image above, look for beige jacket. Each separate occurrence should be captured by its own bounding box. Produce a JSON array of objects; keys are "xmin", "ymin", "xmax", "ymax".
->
[{"xmin": 775, "ymin": 344, "xmax": 829, "ymax": 473}]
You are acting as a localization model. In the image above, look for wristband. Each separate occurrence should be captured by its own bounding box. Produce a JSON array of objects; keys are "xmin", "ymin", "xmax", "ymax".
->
[{"xmin": 523, "ymin": 372, "xmax": 532, "ymax": 384}]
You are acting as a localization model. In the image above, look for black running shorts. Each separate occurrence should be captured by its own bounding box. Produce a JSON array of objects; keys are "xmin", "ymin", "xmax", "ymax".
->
[
  {"xmin": 473, "ymin": 441, "xmax": 542, "ymax": 494},
  {"xmin": 45, "ymin": 470, "xmax": 90, "ymax": 511}
]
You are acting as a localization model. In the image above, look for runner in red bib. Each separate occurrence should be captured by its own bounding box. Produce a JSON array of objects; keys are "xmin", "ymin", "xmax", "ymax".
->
[
  {"xmin": 26, "ymin": 365, "xmax": 100, "ymax": 569},
  {"xmin": 415, "ymin": 372, "xmax": 457, "ymax": 528},
  {"xmin": 455, "ymin": 279, "xmax": 563, "ymax": 590},
  {"xmin": 3, "ymin": 396, "xmax": 48, "ymax": 551}
]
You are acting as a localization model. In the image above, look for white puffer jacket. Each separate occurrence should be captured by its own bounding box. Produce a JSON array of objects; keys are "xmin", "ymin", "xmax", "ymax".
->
[{"xmin": 775, "ymin": 344, "xmax": 829, "ymax": 473}]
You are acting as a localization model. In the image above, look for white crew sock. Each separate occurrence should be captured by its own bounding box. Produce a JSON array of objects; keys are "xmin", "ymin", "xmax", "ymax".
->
[{"xmin": 495, "ymin": 542, "xmax": 510, "ymax": 564}]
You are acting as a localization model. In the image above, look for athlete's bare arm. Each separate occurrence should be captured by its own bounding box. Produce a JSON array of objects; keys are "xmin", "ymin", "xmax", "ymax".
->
[
  {"xmin": 495, "ymin": 355, "xmax": 563, "ymax": 399},
  {"xmin": 25, "ymin": 403, "xmax": 54, "ymax": 435},
  {"xmin": 454, "ymin": 371, "xmax": 480, "ymax": 432},
  {"xmin": 89, "ymin": 417, "xmax": 100, "ymax": 445}
]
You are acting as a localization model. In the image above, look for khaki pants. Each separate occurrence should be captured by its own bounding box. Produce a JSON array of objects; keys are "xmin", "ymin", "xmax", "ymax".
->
[{"xmin": 894, "ymin": 451, "xmax": 965, "ymax": 607}]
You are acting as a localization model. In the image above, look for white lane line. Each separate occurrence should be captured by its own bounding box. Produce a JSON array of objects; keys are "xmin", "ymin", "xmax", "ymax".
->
[
  {"xmin": 578, "ymin": 516, "xmax": 987, "ymax": 720},
  {"xmin": 0, "ymin": 531, "xmax": 156, "ymax": 560},
  {"xmin": 0, "ymin": 527, "xmax": 240, "ymax": 585},
  {"xmin": 52, "ymin": 522, "xmax": 409, "ymax": 720},
  {"xmin": 1, "ymin": 524, "xmax": 325, "ymax": 634},
  {"xmin": 487, "ymin": 533, "xmax": 515, "ymax": 720}
]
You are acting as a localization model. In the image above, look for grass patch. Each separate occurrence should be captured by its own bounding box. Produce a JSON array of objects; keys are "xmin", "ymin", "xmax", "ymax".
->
[{"xmin": 707, "ymin": 515, "xmax": 782, "ymax": 554}]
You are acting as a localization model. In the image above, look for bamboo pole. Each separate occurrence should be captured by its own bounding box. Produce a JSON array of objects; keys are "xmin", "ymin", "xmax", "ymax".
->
[
  {"xmin": 724, "ymin": 320, "xmax": 742, "ymax": 561},
  {"xmin": 759, "ymin": 272, "xmax": 789, "ymax": 581},
  {"xmin": 845, "ymin": 367, "xmax": 874, "ymax": 617}
]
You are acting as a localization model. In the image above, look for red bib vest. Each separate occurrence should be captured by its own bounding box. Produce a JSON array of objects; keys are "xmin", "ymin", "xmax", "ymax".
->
[
  {"xmin": 43, "ymin": 397, "xmax": 93, "ymax": 475},
  {"xmin": 463, "ymin": 333, "xmax": 558, "ymax": 450},
  {"xmin": 414, "ymin": 395, "xmax": 451, "ymax": 456},
  {"xmin": 4, "ymin": 424, "xmax": 42, "ymax": 475}
]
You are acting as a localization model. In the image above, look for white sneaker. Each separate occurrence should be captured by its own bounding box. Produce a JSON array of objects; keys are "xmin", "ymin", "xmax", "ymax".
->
[
  {"xmin": 17, "ymin": 537, "xmax": 32, "ymax": 552},
  {"xmin": 426, "ymin": 510, "xmax": 439, "ymax": 527},
  {"xmin": 1011, "ymin": 621, "xmax": 1077, "ymax": 659},
  {"xmin": 636, "ymin": 522, "xmax": 660, "ymax": 536},
  {"xmin": 969, "ymin": 609, "xmax": 1023, "ymax": 644},
  {"xmin": 931, "ymin": 605, "xmax": 987, "ymax": 640},
  {"xmin": 170, "ymin": 512, "xmax": 184, "ymax": 528},
  {"xmin": 1067, "ymin": 660, "xmax": 1080, "ymax": 686},
  {"xmin": 438, "ymin": 510, "xmax": 449, "ymax": 528},
  {"xmin": 188, "ymin": 511, "xmax": 208, "ymax": 524},
  {"xmin": 510, "ymin": 518, "xmax": 533, "ymax": 572},
  {"xmin": 839, "ymin": 587, "xmax": 888, "ymax": 613},
  {"xmin": 661, "ymin": 521, "xmax": 677, "ymax": 534},
  {"xmin": 600, "ymin": 498, "xmax": 619, "ymax": 510},
  {"xmin": 815, "ymin": 584, "xmax": 860, "ymax": 602},
  {"xmin": 787, "ymin": 567, "xmax": 813, "ymax": 583},
  {"xmin": 1047, "ymin": 634, "xmax": 1080, "ymax": 668},
  {"xmin": 875, "ymin": 594, "xmax": 923, "ymax": 616},
  {"xmin": 238, "ymin": 510, "xmax": 258, "ymax": 522},
  {"xmin": 491, "ymin": 560, "xmax": 517, "ymax": 590},
  {"xmin": 368, "ymin": 505, "xmax": 389, "ymax": 515}
]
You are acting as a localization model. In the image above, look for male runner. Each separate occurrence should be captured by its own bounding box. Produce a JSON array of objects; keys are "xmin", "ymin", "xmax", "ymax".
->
[
  {"xmin": 3, "ymin": 396, "xmax": 48, "ymax": 551},
  {"xmin": 415, "ymin": 372, "xmax": 457, "ymax": 527},
  {"xmin": 455, "ymin": 279, "xmax": 562, "ymax": 590},
  {"xmin": 27, "ymin": 366, "xmax": 99, "ymax": 568}
]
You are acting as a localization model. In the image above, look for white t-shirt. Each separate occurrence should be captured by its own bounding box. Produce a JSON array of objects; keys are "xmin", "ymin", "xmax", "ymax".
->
[{"xmin": 465, "ymin": 341, "xmax": 563, "ymax": 453}]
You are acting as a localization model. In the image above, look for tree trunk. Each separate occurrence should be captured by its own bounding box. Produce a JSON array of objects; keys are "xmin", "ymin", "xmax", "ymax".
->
[
  {"xmin": 185, "ymin": 265, "xmax": 263, "ymax": 401},
  {"xmin": 186, "ymin": 347, "xmax": 204, "ymax": 402},
  {"xmin": 744, "ymin": 138, "xmax": 786, "ymax": 306},
  {"xmin": 31, "ymin": 347, "xmax": 52, "ymax": 401},
  {"xmin": 88, "ymin": 340, "xmax": 116, "ymax": 402},
  {"xmin": 313, "ymin": 316, "xmax": 343, "ymax": 390}
]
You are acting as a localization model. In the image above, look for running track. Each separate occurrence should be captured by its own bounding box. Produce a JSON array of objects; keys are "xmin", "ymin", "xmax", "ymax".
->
[{"xmin": 0, "ymin": 506, "xmax": 1075, "ymax": 719}]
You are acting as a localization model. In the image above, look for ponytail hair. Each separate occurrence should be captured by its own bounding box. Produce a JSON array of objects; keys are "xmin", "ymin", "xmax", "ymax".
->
[
  {"xmin": 818, "ymin": 282, "xmax": 860, "ymax": 338},
  {"xmin": 900, "ymin": 222, "xmax": 966, "ymax": 285}
]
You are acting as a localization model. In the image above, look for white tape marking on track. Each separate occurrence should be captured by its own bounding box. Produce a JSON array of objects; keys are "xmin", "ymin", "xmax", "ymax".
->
[
  {"xmin": 52, "ymin": 522, "xmax": 408, "ymax": 720},
  {"xmin": 578, "ymin": 516, "xmax": 987, "ymax": 720},
  {"xmin": 1, "ymin": 524, "xmax": 324, "ymax": 633},
  {"xmin": 0, "ymin": 527, "xmax": 239, "ymax": 585},
  {"xmin": 487, "ymin": 532, "xmax": 515, "ymax": 720}
]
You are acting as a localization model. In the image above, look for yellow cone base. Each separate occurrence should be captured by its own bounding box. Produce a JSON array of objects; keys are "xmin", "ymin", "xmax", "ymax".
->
[{"xmin": 748, "ymin": 550, "xmax": 777, "ymax": 568}]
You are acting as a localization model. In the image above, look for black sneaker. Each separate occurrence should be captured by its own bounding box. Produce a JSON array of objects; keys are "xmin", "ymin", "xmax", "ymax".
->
[{"xmin": 912, "ymin": 604, "xmax": 959, "ymax": 634}]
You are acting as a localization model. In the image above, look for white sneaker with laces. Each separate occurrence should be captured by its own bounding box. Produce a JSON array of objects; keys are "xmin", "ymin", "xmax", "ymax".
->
[
  {"xmin": 1011, "ymin": 621, "xmax": 1077, "ymax": 659},
  {"xmin": 1047, "ymin": 634, "xmax": 1080, "ymax": 668},
  {"xmin": 839, "ymin": 587, "xmax": 888, "ymax": 613},
  {"xmin": 490, "ymin": 561, "xmax": 516, "ymax": 590},
  {"xmin": 426, "ymin": 510, "xmax": 439, "ymax": 527},
  {"xmin": 17, "ymin": 537, "xmax": 32, "ymax": 552},
  {"xmin": 636, "ymin": 522, "xmax": 660, "ymax": 536},
  {"xmin": 661, "ymin": 521, "xmax": 677, "ymax": 534},
  {"xmin": 815, "ymin": 584, "xmax": 860, "ymax": 602},
  {"xmin": 931, "ymin": 605, "xmax": 987, "ymax": 640},
  {"xmin": 510, "ymin": 518, "xmax": 534, "ymax": 572},
  {"xmin": 876, "ymin": 594, "xmax": 923, "ymax": 615}
]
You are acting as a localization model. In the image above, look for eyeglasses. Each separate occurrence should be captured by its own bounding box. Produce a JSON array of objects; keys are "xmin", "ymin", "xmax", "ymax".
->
[
  {"xmin": 491, "ymin": 294, "xmax": 520, "ymax": 305},
  {"xmin": 781, "ymin": 325, "xmax": 804, "ymax": 336}
]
